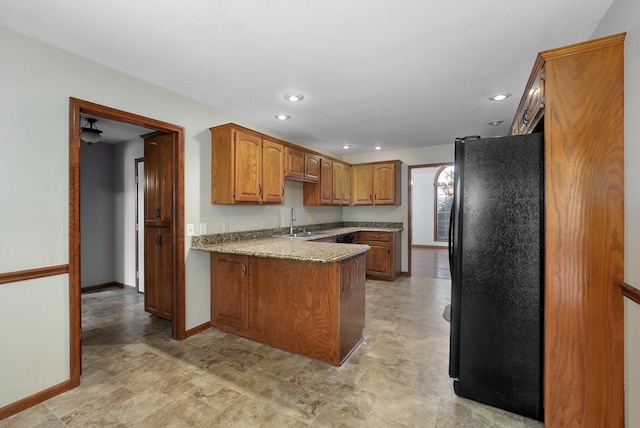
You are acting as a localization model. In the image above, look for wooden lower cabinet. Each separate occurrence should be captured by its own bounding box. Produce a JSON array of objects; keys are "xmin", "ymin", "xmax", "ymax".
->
[
  {"xmin": 360, "ymin": 231, "xmax": 401, "ymax": 281},
  {"xmin": 144, "ymin": 227, "xmax": 173, "ymax": 320},
  {"xmin": 210, "ymin": 252, "xmax": 366, "ymax": 366},
  {"xmin": 210, "ymin": 253, "xmax": 249, "ymax": 331}
]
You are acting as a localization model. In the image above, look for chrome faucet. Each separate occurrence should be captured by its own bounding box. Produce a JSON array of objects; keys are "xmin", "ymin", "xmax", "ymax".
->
[{"xmin": 290, "ymin": 207, "xmax": 296, "ymax": 235}]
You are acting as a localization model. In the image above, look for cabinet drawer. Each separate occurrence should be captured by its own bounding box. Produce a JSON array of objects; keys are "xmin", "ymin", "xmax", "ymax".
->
[{"xmin": 360, "ymin": 231, "xmax": 391, "ymax": 242}]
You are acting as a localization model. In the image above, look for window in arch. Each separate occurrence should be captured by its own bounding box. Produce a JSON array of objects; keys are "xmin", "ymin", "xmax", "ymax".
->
[{"xmin": 434, "ymin": 165, "xmax": 454, "ymax": 241}]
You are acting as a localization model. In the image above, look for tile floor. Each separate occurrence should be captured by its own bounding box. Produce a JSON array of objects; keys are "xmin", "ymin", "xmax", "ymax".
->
[{"xmin": 1, "ymin": 277, "xmax": 543, "ymax": 427}]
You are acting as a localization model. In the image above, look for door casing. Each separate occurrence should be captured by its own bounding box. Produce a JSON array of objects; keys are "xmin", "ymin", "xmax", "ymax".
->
[{"xmin": 68, "ymin": 97, "xmax": 186, "ymax": 387}]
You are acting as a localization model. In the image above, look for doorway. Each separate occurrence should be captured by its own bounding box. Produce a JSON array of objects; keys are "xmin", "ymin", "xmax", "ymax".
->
[
  {"xmin": 68, "ymin": 98, "xmax": 186, "ymax": 387},
  {"xmin": 408, "ymin": 162, "xmax": 452, "ymax": 278},
  {"xmin": 135, "ymin": 158, "xmax": 145, "ymax": 293}
]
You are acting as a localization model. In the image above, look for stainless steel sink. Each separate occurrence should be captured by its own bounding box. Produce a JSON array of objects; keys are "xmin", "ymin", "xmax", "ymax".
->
[{"xmin": 276, "ymin": 231, "xmax": 326, "ymax": 238}]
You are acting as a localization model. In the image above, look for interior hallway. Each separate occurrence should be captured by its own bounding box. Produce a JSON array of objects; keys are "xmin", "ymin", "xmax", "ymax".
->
[{"xmin": 1, "ymin": 276, "xmax": 541, "ymax": 427}]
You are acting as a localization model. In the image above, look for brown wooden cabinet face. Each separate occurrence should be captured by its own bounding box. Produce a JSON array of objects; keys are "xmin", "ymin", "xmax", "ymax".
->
[
  {"xmin": 144, "ymin": 227, "xmax": 173, "ymax": 320},
  {"xmin": 211, "ymin": 253, "xmax": 249, "ymax": 330},
  {"xmin": 305, "ymin": 153, "xmax": 321, "ymax": 182},
  {"xmin": 262, "ymin": 140, "xmax": 284, "ymax": 203},
  {"xmin": 320, "ymin": 159, "xmax": 333, "ymax": 205},
  {"xmin": 284, "ymin": 146, "xmax": 305, "ymax": 180},
  {"xmin": 372, "ymin": 163, "xmax": 396, "ymax": 205},
  {"xmin": 341, "ymin": 165, "xmax": 351, "ymax": 205},
  {"xmin": 144, "ymin": 133, "xmax": 174, "ymax": 227},
  {"xmin": 364, "ymin": 242, "xmax": 391, "ymax": 277},
  {"xmin": 234, "ymin": 131, "xmax": 262, "ymax": 203},
  {"xmin": 351, "ymin": 165, "xmax": 373, "ymax": 205}
]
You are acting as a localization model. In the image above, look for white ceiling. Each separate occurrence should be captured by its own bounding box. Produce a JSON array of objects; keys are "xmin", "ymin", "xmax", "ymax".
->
[{"xmin": 0, "ymin": 1, "xmax": 614, "ymax": 154}]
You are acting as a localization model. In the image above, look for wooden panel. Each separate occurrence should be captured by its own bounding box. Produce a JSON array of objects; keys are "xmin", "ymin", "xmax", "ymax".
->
[
  {"xmin": 262, "ymin": 139, "xmax": 284, "ymax": 203},
  {"xmin": 284, "ymin": 145, "xmax": 305, "ymax": 180},
  {"xmin": 351, "ymin": 164, "xmax": 373, "ymax": 205},
  {"xmin": 234, "ymin": 130, "xmax": 262, "ymax": 203},
  {"xmin": 211, "ymin": 253, "xmax": 249, "ymax": 330},
  {"xmin": 320, "ymin": 158, "xmax": 333, "ymax": 205},
  {"xmin": 249, "ymin": 257, "xmax": 340, "ymax": 365},
  {"xmin": 144, "ymin": 227, "xmax": 173, "ymax": 320},
  {"xmin": 341, "ymin": 164, "xmax": 351, "ymax": 205},
  {"xmin": 144, "ymin": 133, "xmax": 174, "ymax": 227},
  {"xmin": 210, "ymin": 125, "xmax": 235, "ymax": 204},
  {"xmin": 0, "ymin": 264, "xmax": 69, "ymax": 285},
  {"xmin": 305, "ymin": 153, "xmax": 321, "ymax": 182},
  {"xmin": 360, "ymin": 231, "xmax": 391, "ymax": 242},
  {"xmin": 542, "ymin": 34, "xmax": 624, "ymax": 427},
  {"xmin": 373, "ymin": 162, "xmax": 400, "ymax": 205},
  {"xmin": 339, "ymin": 253, "xmax": 366, "ymax": 363}
]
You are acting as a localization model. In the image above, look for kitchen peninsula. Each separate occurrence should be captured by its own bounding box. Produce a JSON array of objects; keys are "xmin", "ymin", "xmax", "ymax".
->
[{"xmin": 192, "ymin": 224, "xmax": 401, "ymax": 366}]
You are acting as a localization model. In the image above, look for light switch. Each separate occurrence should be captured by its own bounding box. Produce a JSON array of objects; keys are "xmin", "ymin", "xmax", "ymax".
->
[{"xmin": 186, "ymin": 224, "xmax": 195, "ymax": 236}]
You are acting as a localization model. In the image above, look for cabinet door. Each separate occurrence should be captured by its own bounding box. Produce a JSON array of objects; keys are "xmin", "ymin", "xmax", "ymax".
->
[
  {"xmin": 372, "ymin": 162, "xmax": 397, "ymax": 205},
  {"xmin": 234, "ymin": 131, "xmax": 262, "ymax": 202},
  {"xmin": 262, "ymin": 139, "xmax": 284, "ymax": 203},
  {"xmin": 341, "ymin": 164, "xmax": 351, "ymax": 205},
  {"xmin": 284, "ymin": 146, "xmax": 305, "ymax": 180},
  {"xmin": 211, "ymin": 253, "xmax": 249, "ymax": 330},
  {"xmin": 351, "ymin": 164, "xmax": 373, "ymax": 205},
  {"xmin": 144, "ymin": 227, "xmax": 173, "ymax": 320},
  {"xmin": 320, "ymin": 158, "xmax": 333, "ymax": 205},
  {"xmin": 144, "ymin": 133, "xmax": 174, "ymax": 227},
  {"xmin": 364, "ymin": 242, "xmax": 391, "ymax": 278},
  {"xmin": 305, "ymin": 153, "xmax": 321, "ymax": 182},
  {"xmin": 332, "ymin": 163, "xmax": 343, "ymax": 205}
]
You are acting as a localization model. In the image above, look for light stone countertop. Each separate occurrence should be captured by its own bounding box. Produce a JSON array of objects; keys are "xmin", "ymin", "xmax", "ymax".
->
[{"xmin": 191, "ymin": 226, "xmax": 402, "ymax": 263}]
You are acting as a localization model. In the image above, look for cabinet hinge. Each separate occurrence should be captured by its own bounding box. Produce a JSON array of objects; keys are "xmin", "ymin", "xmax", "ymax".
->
[
  {"xmin": 233, "ymin": 132, "xmax": 236, "ymax": 143},
  {"xmin": 540, "ymin": 70, "xmax": 546, "ymax": 80},
  {"xmin": 540, "ymin": 95, "xmax": 546, "ymax": 105},
  {"xmin": 233, "ymin": 190, "xmax": 236, "ymax": 197}
]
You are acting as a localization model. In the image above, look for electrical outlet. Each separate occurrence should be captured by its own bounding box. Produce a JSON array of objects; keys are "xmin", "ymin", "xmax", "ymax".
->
[
  {"xmin": 186, "ymin": 224, "xmax": 195, "ymax": 236},
  {"xmin": 222, "ymin": 222, "xmax": 229, "ymax": 233},
  {"xmin": 260, "ymin": 220, "xmax": 266, "ymax": 229},
  {"xmin": 199, "ymin": 223, "xmax": 207, "ymax": 235},
  {"xmin": 308, "ymin": 217, "xmax": 312, "ymax": 225}
]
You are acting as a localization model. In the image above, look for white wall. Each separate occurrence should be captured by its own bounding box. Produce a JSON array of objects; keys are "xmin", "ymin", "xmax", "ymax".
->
[
  {"xmin": 80, "ymin": 141, "xmax": 116, "ymax": 288},
  {"xmin": 411, "ymin": 167, "xmax": 445, "ymax": 247},
  {"xmin": 591, "ymin": 2, "xmax": 640, "ymax": 426}
]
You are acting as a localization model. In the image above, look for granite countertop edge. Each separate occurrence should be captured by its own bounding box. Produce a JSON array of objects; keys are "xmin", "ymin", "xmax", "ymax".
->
[{"xmin": 190, "ymin": 223, "xmax": 403, "ymax": 263}]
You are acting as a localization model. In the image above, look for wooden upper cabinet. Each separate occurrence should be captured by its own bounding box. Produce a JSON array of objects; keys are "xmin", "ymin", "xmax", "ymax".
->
[
  {"xmin": 332, "ymin": 162, "xmax": 351, "ymax": 205},
  {"xmin": 320, "ymin": 158, "xmax": 333, "ymax": 205},
  {"xmin": 284, "ymin": 146, "xmax": 320, "ymax": 183},
  {"xmin": 210, "ymin": 124, "xmax": 284, "ymax": 204},
  {"xmin": 262, "ymin": 139, "xmax": 285, "ymax": 204},
  {"xmin": 144, "ymin": 132, "xmax": 174, "ymax": 227},
  {"xmin": 351, "ymin": 161, "xmax": 401, "ymax": 206},
  {"xmin": 372, "ymin": 162, "xmax": 401, "ymax": 205},
  {"xmin": 510, "ymin": 57, "xmax": 545, "ymax": 135},
  {"xmin": 351, "ymin": 164, "xmax": 373, "ymax": 205},
  {"xmin": 234, "ymin": 131, "xmax": 263, "ymax": 203}
]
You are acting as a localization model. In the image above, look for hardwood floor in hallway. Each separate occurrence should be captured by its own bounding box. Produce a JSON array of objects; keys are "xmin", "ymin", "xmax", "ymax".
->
[{"xmin": 411, "ymin": 247, "xmax": 451, "ymax": 279}]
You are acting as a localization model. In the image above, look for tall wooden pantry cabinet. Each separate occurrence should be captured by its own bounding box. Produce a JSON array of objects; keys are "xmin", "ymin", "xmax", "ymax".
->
[{"xmin": 510, "ymin": 33, "xmax": 625, "ymax": 427}]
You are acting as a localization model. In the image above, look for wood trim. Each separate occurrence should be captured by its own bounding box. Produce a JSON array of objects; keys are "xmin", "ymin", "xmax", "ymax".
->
[
  {"xmin": 621, "ymin": 282, "xmax": 640, "ymax": 305},
  {"xmin": 0, "ymin": 264, "xmax": 69, "ymax": 285},
  {"xmin": 540, "ymin": 32, "xmax": 626, "ymax": 61},
  {"xmin": 0, "ymin": 380, "xmax": 72, "ymax": 420},
  {"xmin": 80, "ymin": 282, "xmax": 124, "ymax": 293},
  {"xmin": 407, "ymin": 163, "xmax": 453, "ymax": 279},
  {"xmin": 185, "ymin": 321, "xmax": 212, "ymax": 338},
  {"xmin": 412, "ymin": 244, "xmax": 447, "ymax": 249}
]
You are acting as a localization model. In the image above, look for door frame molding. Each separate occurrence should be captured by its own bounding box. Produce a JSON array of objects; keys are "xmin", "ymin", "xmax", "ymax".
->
[
  {"xmin": 68, "ymin": 97, "xmax": 186, "ymax": 387},
  {"xmin": 407, "ymin": 162, "xmax": 452, "ymax": 277}
]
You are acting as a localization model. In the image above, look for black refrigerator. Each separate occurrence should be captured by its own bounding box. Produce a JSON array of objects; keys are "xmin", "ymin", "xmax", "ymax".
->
[{"xmin": 448, "ymin": 133, "xmax": 544, "ymax": 421}]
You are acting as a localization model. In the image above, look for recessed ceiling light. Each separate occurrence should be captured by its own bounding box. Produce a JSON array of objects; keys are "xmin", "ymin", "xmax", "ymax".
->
[
  {"xmin": 489, "ymin": 93, "xmax": 512, "ymax": 101},
  {"xmin": 275, "ymin": 114, "xmax": 291, "ymax": 120},
  {"xmin": 374, "ymin": 146, "xmax": 382, "ymax": 151},
  {"xmin": 284, "ymin": 93, "xmax": 304, "ymax": 102},
  {"xmin": 487, "ymin": 120, "xmax": 504, "ymax": 126},
  {"xmin": 342, "ymin": 144, "xmax": 351, "ymax": 149}
]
